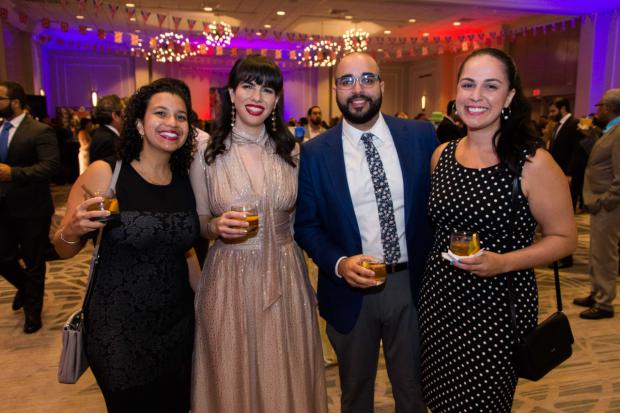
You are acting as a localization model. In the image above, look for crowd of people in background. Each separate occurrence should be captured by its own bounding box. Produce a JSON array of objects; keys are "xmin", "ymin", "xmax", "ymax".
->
[{"xmin": 1, "ymin": 46, "xmax": 618, "ymax": 413}]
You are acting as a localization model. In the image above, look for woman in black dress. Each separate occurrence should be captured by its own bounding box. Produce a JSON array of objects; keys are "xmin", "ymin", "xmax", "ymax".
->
[
  {"xmin": 419, "ymin": 48, "xmax": 577, "ymax": 412},
  {"xmin": 53, "ymin": 78, "xmax": 200, "ymax": 413}
]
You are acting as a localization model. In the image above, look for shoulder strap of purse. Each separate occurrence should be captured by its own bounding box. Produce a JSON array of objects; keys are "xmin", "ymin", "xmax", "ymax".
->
[
  {"xmin": 80, "ymin": 160, "xmax": 122, "ymax": 312},
  {"xmin": 505, "ymin": 158, "xmax": 563, "ymax": 342}
]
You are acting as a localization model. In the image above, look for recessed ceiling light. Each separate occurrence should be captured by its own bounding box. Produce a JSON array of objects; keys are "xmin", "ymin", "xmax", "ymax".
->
[
  {"xmin": 276, "ymin": 11, "xmax": 286, "ymax": 16},
  {"xmin": 86, "ymin": 27, "xmax": 93, "ymax": 31},
  {"xmin": 384, "ymin": 30, "xmax": 391, "ymax": 34},
  {"xmin": 203, "ymin": 6, "xmax": 213, "ymax": 12},
  {"xmin": 345, "ymin": 15, "xmax": 353, "ymax": 20},
  {"xmin": 377, "ymin": 48, "xmax": 383, "ymax": 52},
  {"xmin": 125, "ymin": 3, "xmax": 135, "ymax": 7},
  {"xmin": 76, "ymin": 15, "xmax": 84, "ymax": 20},
  {"xmin": 129, "ymin": 17, "xmax": 136, "ymax": 21},
  {"xmin": 256, "ymin": 31, "xmax": 263, "ymax": 36},
  {"xmin": 453, "ymin": 21, "xmax": 461, "ymax": 26},
  {"xmin": 264, "ymin": 24, "xmax": 272, "ymax": 28},
  {"xmin": 135, "ymin": 29, "xmax": 141, "ymax": 33},
  {"xmin": 408, "ymin": 18, "xmax": 417, "ymax": 23},
  {"xmin": 422, "ymin": 32, "xmax": 430, "ymax": 37}
]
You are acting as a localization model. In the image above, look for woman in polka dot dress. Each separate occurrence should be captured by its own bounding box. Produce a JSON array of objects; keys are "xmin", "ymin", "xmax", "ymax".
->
[{"xmin": 419, "ymin": 48, "xmax": 577, "ymax": 412}]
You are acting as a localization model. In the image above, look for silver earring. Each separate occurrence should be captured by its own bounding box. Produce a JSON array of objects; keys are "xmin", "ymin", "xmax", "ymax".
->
[
  {"xmin": 501, "ymin": 107, "xmax": 511, "ymax": 120},
  {"xmin": 231, "ymin": 104, "xmax": 236, "ymax": 128},
  {"xmin": 271, "ymin": 107, "xmax": 277, "ymax": 132}
]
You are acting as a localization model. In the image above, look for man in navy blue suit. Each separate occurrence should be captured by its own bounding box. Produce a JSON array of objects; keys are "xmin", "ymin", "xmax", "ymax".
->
[{"xmin": 295, "ymin": 53, "xmax": 437, "ymax": 413}]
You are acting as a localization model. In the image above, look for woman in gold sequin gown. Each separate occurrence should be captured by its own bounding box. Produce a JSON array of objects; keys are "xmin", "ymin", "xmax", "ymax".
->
[{"xmin": 189, "ymin": 55, "xmax": 327, "ymax": 413}]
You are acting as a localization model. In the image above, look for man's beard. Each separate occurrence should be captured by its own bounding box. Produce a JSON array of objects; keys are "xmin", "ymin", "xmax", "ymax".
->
[
  {"xmin": 0, "ymin": 105, "xmax": 14, "ymax": 120},
  {"xmin": 337, "ymin": 93, "xmax": 382, "ymax": 125},
  {"xmin": 311, "ymin": 118, "xmax": 322, "ymax": 127}
]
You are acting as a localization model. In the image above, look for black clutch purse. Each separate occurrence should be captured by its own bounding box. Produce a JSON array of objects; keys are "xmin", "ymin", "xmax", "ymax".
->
[
  {"xmin": 506, "ymin": 163, "xmax": 574, "ymax": 382},
  {"xmin": 509, "ymin": 262, "xmax": 574, "ymax": 381}
]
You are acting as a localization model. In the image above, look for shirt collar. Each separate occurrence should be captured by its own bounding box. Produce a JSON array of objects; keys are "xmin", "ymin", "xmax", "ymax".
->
[
  {"xmin": 559, "ymin": 113, "xmax": 572, "ymax": 125},
  {"xmin": 342, "ymin": 113, "xmax": 388, "ymax": 147},
  {"xmin": 604, "ymin": 115, "xmax": 620, "ymax": 133},
  {"xmin": 3, "ymin": 111, "xmax": 27, "ymax": 130},
  {"xmin": 105, "ymin": 124, "xmax": 120, "ymax": 136}
]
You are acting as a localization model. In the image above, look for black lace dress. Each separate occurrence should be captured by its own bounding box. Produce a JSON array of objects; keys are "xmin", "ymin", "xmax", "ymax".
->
[
  {"xmin": 84, "ymin": 162, "xmax": 199, "ymax": 410},
  {"xmin": 419, "ymin": 140, "xmax": 539, "ymax": 412}
]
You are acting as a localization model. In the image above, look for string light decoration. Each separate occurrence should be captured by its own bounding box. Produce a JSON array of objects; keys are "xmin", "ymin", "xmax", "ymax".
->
[
  {"xmin": 343, "ymin": 28, "xmax": 369, "ymax": 53},
  {"xmin": 297, "ymin": 40, "xmax": 341, "ymax": 67},
  {"xmin": 143, "ymin": 32, "xmax": 196, "ymax": 62},
  {"xmin": 203, "ymin": 21, "xmax": 234, "ymax": 47}
]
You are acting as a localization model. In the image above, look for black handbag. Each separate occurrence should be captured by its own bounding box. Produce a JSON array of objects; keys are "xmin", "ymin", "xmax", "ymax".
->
[{"xmin": 505, "ymin": 163, "xmax": 574, "ymax": 382}]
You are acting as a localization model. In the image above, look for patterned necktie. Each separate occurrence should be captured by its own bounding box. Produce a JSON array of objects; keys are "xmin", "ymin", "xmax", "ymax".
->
[
  {"xmin": 360, "ymin": 132, "xmax": 401, "ymax": 264},
  {"xmin": 0, "ymin": 122, "xmax": 13, "ymax": 163}
]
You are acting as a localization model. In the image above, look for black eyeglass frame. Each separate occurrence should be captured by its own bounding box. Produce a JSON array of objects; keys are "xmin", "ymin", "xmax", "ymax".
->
[{"xmin": 334, "ymin": 73, "xmax": 382, "ymax": 89}]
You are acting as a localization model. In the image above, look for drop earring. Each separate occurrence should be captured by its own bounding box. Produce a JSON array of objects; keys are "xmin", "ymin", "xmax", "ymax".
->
[
  {"xmin": 271, "ymin": 106, "xmax": 277, "ymax": 132},
  {"xmin": 501, "ymin": 106, "xmax": 511, "ymax": 120},
  {"xmin": 231, "ymin": 104, "xmax": 236, "ymax": 128}
]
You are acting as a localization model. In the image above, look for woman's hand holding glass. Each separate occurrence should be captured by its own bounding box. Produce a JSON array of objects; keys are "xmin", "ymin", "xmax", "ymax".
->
[
  {"xmin": 451, "ymin": 250, "xmax": 508, "ymax": 277},
  {"xmin": 209, "ymin": 211, "xmax": 253, "ymax": 239},
  {"xmin": 60, "ymin": 195, "xmax": 110, "ymax": 243}
]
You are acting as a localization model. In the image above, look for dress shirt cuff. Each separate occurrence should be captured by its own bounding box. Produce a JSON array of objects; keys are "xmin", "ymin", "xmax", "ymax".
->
[{"xmin": 335, "ymin": 256, "xmax": 346, "ymax": 278}]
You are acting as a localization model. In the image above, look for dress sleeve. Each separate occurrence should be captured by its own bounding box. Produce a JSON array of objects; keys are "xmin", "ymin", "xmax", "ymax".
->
[{"xmin": 189, "ymin": 130, "xmax": 211, "ymax": 217}]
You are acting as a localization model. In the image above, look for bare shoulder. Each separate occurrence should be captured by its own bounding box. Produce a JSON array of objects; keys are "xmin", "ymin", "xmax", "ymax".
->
[
  {"xmin": 521, "ymin": 148, "xmax": 565, "ymax": 196},
  {"xmin": 79, "ymin": 160, "xmax": 114, "ymax": 190},
  {"xmin": 431, "ymin": 142, "xmax": 450, "ymax": 171}
]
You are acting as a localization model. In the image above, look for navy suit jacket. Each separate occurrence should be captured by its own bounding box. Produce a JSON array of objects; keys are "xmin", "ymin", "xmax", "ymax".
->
[{"xmin": 294, "ymin": 114, "xmax": 438, "ymax": 334}]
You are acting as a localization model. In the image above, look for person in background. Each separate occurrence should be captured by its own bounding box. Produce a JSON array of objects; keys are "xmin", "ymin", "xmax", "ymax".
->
[
  {"xmin": 304, "ymin": 105, "xmax": 327, "ymax": 142},
  {"xmin": 89, "ymin": 94, "xmax": 124, "ymax": 164},
  {"xmin": 436, "ymin": 99, "xmax": 466, "ymax": 143},
  {"xmin": 419, "ymin": 47, "xmax": 576, "ymax": 412},
  {"xmin": 53, "ymin": 78, "xmax": 200, "ymax": 412},
  {"xmin": 190, "ymin": 55, "xmax": 327, "ymax": 412},
  {"xmin": 0, "ymin": 80, "xmax": 60, "ymax": 334},
  {"xmin": 548, "ymin": 97, "xmax": 586, "ymax": 267},
  {"xmin": 574, "ymin": 89, "xmax": 620, "ymax": 319},
  {"xmin": 77, "ymin": 117, "xmax": 93, "ymax": 174},
  {"xmin": 295, "ymin": 52, "xmax": 436, "ymax": 413}
]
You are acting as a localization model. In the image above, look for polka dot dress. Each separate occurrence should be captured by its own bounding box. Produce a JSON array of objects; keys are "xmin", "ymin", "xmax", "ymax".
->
[{"xmin": 419, "ymin": 140, "xmax": 538, "ymax": 413}]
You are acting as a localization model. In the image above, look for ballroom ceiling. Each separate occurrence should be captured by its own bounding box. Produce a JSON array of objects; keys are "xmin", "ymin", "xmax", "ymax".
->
[{"xmin": 7, "ymin": 0, "xmax": 619, "ymax": 40}]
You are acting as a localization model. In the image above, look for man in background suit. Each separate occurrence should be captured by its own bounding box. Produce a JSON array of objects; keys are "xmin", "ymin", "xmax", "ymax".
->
[
  {"xmin": 88, "ymin": 94, "xmax": 123, "ymax": 163},
  {"xmin": 0, "ymin": 81, "xmax": 60, "ymax": 333},
  {"xmin": 436, "ymin": 99, "xmax": 466, "ymax": 143},
  {"xmin": 548, "ymin": 97, "xmax": 585, "ymax": 267},
  {"xmin": 295, "ymin": 52, "xmax": 437, "ymax": 413},
  {"xmin": 574, "ymin": 89, "xmax": 620, "ymax": 319}
]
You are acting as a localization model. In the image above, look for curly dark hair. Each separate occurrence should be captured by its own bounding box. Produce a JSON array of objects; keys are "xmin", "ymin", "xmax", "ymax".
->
[
  {"xmin": 205, "ymin": 55, "xmax": 296, "ymax": 166},
  {"xmin": 457, "ymin": 48, "xmax": 542, "ymax": 174},
  {"xmin": 119, "ymin": 78, "xmax": 197, "ymax": 174}
]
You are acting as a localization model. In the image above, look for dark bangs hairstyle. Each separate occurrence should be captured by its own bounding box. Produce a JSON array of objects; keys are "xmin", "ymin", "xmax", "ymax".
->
[
  {"xmin": 457, "ymin": 48, "xmax": 542, "ymax": 174},
  {"xmin": 205, "ymin": 55, "xmax": 296, "ymax": 166},
  {"xmin": 119, "ymin": 78, "xmax": 197, "ymax": 174}
]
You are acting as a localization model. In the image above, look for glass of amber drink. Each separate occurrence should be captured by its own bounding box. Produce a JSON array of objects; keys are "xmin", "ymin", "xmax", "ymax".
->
[
  {"xmin": 449, "ymin": 231, "xmax": 480, "ymax": 256},
  {"xmin": 85, "ymin": 188, "xmax": 119, "ymax": 222},
  {"xmin": 231, "ymin": 203, "xmax": 259, "ymax": 235},
  {"xmin": 361, "ymin": 260, "xmax": 388, "ymax": 285}
]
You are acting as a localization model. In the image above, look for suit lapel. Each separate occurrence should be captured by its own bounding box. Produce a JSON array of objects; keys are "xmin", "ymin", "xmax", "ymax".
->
[
  {"xmin": 322, "ymin": 124, "xmax": 360, "ymax": 237},
  {"xmin": 385, "ymin": 116, "xmax": 415, "ymax": 227}
]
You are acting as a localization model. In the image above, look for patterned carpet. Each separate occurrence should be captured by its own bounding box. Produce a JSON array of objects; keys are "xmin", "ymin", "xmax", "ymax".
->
[{"xmin": 0, "ymin": 185, "xmax": 618, "ymax": 412}]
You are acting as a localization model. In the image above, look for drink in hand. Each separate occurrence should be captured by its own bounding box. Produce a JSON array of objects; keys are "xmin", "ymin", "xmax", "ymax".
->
[
  {"xmin": 450, "ymin": 231, "xmax": 480, "ymax": 256},
  {"xmin": 361, "ymin": 261, "xmax": 387, "ymax": 285}
]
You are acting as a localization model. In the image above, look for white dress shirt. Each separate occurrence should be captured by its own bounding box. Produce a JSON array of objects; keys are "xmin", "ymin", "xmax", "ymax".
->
[
  {"xmin": 337, "ymin": 114, "xmax": 408, "ymax": 274},
  {"xmin": 3, "ymin": 112, "xmax": 27, "ymax": 148},
  {"xmin": 105, "ymin": 124, "xmax": 120, "ymax": 136}
]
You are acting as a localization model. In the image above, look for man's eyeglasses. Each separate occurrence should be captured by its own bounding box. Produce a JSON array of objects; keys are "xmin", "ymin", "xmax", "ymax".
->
[{"xmin": 335, "ymin": 73, "xmax": 381, "ymax": 90}]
